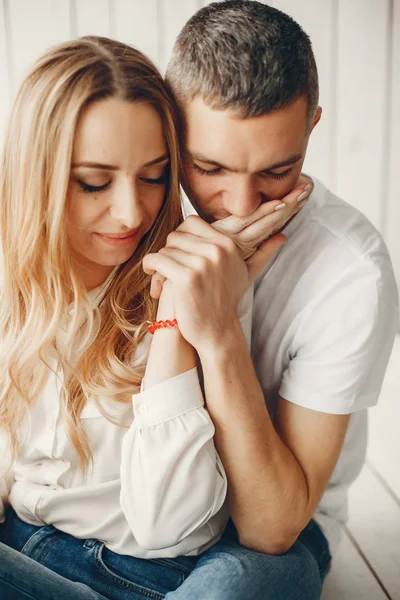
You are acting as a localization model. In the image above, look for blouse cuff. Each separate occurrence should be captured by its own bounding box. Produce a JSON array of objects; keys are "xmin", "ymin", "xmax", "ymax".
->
[{"xmin": 132, "ymin": 367, "xmax": 204, "ymax": 427}]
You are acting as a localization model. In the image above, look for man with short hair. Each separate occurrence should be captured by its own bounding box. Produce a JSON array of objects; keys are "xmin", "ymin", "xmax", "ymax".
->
[{"xmin": 149, "ymin": 1, "xmax": 398, "ymax": 597}]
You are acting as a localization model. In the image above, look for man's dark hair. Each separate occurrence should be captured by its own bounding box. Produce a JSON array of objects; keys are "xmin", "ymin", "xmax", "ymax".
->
[{"xmin": 166, "ymin": 0, "xmax": 319, "ymax": 122}]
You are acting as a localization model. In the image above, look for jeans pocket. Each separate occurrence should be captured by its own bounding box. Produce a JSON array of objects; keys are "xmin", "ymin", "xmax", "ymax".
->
[{"xmin": 91, "ymin": 542, "xmax": 166, "ymax": 600}]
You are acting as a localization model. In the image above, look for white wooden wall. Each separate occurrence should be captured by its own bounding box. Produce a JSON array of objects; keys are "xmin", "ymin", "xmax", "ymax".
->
[{"xmin": 0, "ymin": 0, "xmax": 399, "ymax": 309}]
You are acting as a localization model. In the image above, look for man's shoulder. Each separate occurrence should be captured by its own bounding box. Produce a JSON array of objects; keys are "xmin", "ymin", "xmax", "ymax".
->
[
  {"xmin": 305, "ymin": 178, "xmax": 390, "ymax": 268},
  {"xmin": 254, "ymin": 177, "xmax": 398, "ymax": 314},
  {"xmin": 275, "ymin": 177, "xmax": 394, "ymax": 283}
]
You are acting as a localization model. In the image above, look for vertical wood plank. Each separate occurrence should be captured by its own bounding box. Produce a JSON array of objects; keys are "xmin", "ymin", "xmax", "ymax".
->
[
  {"xmin": 347, "ymin": 463, "xmax": 400, "ymax": 600},
  {"xmin": 386, "ymin": 0, "xmax": 400, "ymax": 301},
  {"xmin": 273, "ymin": 0, "xmax": 334, "ymax": 187},
  {"xmin": 367, "ymin": 335, "xmax": 400, "ymax": 499},
  {"xmin": 75, "ymin": 0, "xmax": 110, "ymax": 38},
  {"xmin": 113, "ymin": 0, "xmax": 159, "ymax": 67},
  {"xmin": 200, "ymin": 0, "xmax": 222, "ymax": 6},
  {"xmin": 160, "ymin": 0, "xmax": 199, "ymax": 73},
  {"xmin": 0, "ymin": 0, "xmax": 11, "ymax": 144},
  {"xmin": 7, "ymin": 0, "xmax": 71, "ymax": 93},
  {"xmin": 334, "ymin": 0, "xmax": 390, "ymax": 229},
  {"xmin": 322, "ymin": 528, "xmax": 388, "ymax": 600}
]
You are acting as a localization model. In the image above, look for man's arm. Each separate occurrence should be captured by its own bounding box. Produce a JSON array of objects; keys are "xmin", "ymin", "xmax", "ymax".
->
[{"xmin": 199, "ymin": 318, "xmax": 350, "ymax": 554}]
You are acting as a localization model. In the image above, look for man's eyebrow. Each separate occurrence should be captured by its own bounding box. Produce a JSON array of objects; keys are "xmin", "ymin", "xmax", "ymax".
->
[
  {"xmin": 190, "ymin": 152, "xmax": 302, "ymax": 173},
  {"xmin": 71, "ymin": 154, "xmax": 169, "ymax": 170}
]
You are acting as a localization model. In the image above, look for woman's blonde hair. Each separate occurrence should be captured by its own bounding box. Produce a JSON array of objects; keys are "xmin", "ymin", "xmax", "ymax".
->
[{"xmin": 0, "ymin": 36, "xmax": 182, "ymax": 469}]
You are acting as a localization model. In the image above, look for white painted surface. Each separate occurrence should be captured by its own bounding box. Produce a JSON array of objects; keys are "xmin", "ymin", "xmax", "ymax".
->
[
  {"xmin": 386, "ymin": 0, "xmax": 400, "ymax": 311},
  {"xmin": 0, "ymin": 1, "xmax": 10, "ymax": 143},
  {"xmin": 161, "ymin": 0, "xmax": 199, "ymax": 72},
  {"xmin": 6, "ymin": 0, "xmax": 71, "ymax": 91},
  {"xmin": 334, "ymin": 0, "xmax": 390, "ymax": 230},
  {"xmin": 112, "ymin": 0, "xmax": 159, "ymax": 66},
  {"xmin": 74, "ymin": 0, "xmax": 111, "ymax": 38}
]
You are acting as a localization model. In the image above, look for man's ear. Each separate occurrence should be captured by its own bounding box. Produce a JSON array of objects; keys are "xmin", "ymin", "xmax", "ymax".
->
[{"xmin": 311, "ymin": 106, "xmax": 322, "ymax": 131}]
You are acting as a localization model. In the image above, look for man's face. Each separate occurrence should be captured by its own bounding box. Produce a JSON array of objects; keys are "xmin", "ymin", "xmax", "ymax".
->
[{"xmin": 183, "ymin": 96, "xmax": 320, "ymax": 222}]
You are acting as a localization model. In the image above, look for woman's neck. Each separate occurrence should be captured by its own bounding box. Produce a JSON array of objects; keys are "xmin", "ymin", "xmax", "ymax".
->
[{"xmin": 76, "ymin": 262, "xmax": 116, "ymax": 291}]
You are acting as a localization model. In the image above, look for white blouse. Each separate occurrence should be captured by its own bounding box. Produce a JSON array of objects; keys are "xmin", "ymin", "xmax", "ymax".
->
[{"xmin": 0, "ymin": 280, "xmax": 256, "ymax": 559}]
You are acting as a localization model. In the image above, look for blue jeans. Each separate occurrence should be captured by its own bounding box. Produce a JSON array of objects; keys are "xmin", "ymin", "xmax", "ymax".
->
[{"xmin": 0, "ymin": 508, "xmax": 331, "ymax": 599}]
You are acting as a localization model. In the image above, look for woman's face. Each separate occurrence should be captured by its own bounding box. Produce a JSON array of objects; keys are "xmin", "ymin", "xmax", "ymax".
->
[{"xmin": 67, "ymin": 98, "xmax": 169, "ymax": 289}]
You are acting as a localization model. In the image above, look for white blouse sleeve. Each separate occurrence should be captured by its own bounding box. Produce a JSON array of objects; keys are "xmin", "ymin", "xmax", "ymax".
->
[{"xmin": 120, "ymin": 367, "xmax": 228, "ymax": 551}]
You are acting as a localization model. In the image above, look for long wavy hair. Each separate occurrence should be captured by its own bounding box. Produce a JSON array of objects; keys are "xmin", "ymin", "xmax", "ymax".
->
[{"xmin": 0, "ymin": 36, "xmax": 182, "ymax": 470}]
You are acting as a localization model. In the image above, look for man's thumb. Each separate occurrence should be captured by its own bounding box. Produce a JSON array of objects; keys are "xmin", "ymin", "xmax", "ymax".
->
[{"xmin": 246, "ymin": 234, "xmax": 287, "ymax": 283}]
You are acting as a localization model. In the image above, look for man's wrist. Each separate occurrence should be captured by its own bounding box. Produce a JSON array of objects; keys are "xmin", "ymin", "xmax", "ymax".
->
[{"xmin": 196, "ymin": 315, "xmax": 248, "ymax": 366}]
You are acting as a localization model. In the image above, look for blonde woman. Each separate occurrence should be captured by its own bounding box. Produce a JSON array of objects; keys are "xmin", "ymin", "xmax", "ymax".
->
[{"xmin": 0, "ymin": 36, "xmax": 234, "ymax": 600}]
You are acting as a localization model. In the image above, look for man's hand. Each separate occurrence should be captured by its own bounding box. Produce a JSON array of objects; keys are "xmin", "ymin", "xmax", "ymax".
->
[{"xmin": 142, "ymin": 216, "xmax": 286, "ymax": 352}]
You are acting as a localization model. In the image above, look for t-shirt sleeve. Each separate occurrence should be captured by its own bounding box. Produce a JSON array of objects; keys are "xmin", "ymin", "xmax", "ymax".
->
[{"xmin": 279, "ymin": 261, "xmax": 399, "ymax": 414}]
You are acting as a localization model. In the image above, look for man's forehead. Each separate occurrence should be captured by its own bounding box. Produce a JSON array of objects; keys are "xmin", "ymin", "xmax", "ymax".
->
[
  {"xmin": 184, "ymin": 95, "xmax": 309, "ymax": 127},
  {"xmin": 184, "ymin": 96, "xmax": 308, "ymax": 152}
]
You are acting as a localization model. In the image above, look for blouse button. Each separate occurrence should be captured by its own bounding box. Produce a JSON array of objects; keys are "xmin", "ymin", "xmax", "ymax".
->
[{"xmin": 138, "ymin": 404, "xmax": 148, "ymax": 412}]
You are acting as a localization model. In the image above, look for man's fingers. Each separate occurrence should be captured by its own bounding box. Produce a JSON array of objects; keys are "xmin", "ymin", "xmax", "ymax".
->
[{"xmin": 246, "ymin": 234, "xmax": 287, "ymax": 283}]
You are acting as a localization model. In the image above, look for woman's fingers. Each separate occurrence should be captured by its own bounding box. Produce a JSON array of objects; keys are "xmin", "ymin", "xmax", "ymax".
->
[
  {"xmin": 150, "ymin": 272, "xmax": 165, "ymax": 299},
  {"xmin": 212, "ymin": 199, "xmax": 288, "ymax": 235},
  {"xmin": 210, "ymin": 176, "xmax": 314, "ymax": 260}
]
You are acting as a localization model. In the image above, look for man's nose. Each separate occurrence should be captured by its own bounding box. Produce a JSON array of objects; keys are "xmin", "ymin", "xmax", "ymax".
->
[
  {"xmin": 223, "ymin": 178, "xmax": 263, "ymax": 218},
  {"xmin": 109, "ymin": 182, "xmax": 144, "ymax": 229}
]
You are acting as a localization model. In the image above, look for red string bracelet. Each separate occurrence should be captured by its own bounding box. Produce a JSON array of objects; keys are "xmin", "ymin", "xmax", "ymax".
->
[{"xmin": 147, "ymin": 318, "xmax": 178, "ymax": 335}]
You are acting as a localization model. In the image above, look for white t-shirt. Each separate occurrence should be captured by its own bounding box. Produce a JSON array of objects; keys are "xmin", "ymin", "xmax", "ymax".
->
[{"xmin": 184, "ymin": 177, "xmax": 398, "ymax": 554}]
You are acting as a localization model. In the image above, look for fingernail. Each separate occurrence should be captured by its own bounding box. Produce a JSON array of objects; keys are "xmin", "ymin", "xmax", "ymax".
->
[
  {"xmin": 297, "ymin": 190, "xmax": 310, "ymax": 203},
  {"xmin": 275, "ymin": 203, "xmax": 286, "ymax": 211},
  {"xmin": 298, "ymin": 199, "xmax": 308, "ymax": 209}
]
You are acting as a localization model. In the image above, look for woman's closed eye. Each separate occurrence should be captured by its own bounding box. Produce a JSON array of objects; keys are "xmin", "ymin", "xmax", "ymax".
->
[
  {"xmin": 140, "ymin": 164, "xmax": 170, "ymax": 185},
  {"xmin": 77, "ymin": 179, "xmax": 111, "ymax": 194}
]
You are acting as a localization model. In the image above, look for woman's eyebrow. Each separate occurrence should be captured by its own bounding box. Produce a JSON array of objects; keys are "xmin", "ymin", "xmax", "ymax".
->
[{"xmin": 71, "ymin": 154, "xmax": 169, "ymax": 170}]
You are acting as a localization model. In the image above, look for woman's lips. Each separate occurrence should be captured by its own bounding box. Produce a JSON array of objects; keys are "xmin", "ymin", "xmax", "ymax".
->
[{"xmin": 95, "ymin": 231, "xmax": 139, "ymax": 248}]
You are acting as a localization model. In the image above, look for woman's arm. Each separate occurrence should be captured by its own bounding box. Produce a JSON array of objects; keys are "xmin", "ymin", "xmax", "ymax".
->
[
  {"xmin": 143, "ymin": 283, "xmax": 196, "ymax": 389},
  {"xmin": 120, "ymin": 285, "xmax": 228, "ymax": 551}
]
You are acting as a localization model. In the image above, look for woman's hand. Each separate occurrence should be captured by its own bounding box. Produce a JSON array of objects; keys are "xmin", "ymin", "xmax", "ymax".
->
[{"xmin": 149, "ymin": 174, "xmax": 313, "ymax": 298}]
